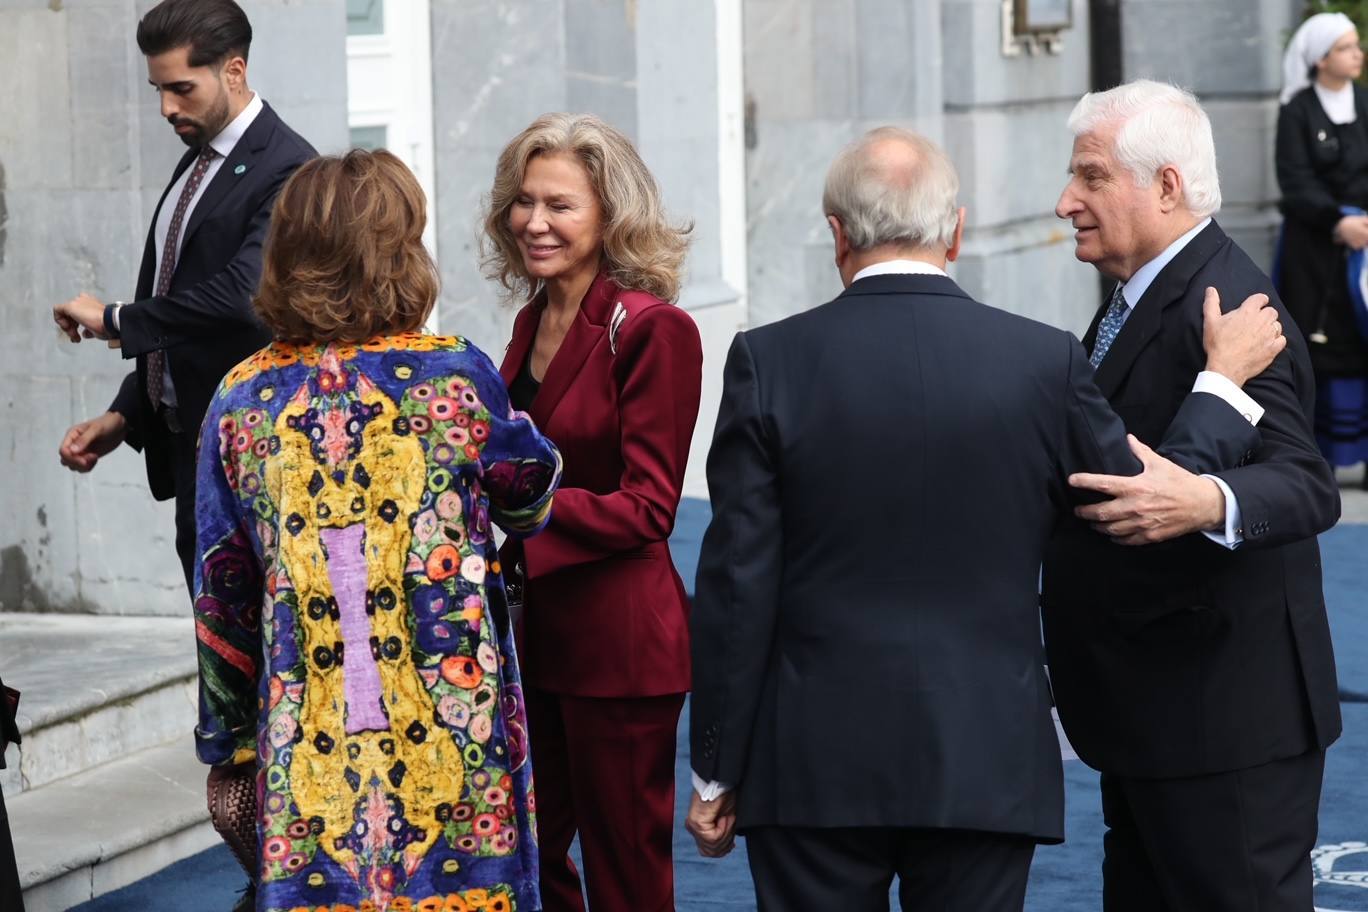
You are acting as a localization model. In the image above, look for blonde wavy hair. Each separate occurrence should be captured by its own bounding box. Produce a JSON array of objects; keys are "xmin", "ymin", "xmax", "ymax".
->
[
  {"xmin": 254, "ymin": 149, "xmax": 438, "ymax": 343},
  {"xmin": 481, "ymin": 113, "xmax": 691, "ymax": 304}
]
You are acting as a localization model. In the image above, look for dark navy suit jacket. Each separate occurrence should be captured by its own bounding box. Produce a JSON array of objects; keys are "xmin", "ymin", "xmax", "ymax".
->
[{"xmin": 110, "ymin": 101, "xmax": 315, "ymax": 500}]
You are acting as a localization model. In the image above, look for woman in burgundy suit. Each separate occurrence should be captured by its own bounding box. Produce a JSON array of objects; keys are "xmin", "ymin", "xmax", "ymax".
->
[{"xmin": 482, "ymin": 113, "xmax": 702, "ymax": 911}]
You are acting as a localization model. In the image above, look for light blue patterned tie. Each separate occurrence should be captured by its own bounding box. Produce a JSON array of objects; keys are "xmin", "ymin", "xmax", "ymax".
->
[{"xmin": 1089, "ymin": 284, "xmax": 1129, "ymax": 368}]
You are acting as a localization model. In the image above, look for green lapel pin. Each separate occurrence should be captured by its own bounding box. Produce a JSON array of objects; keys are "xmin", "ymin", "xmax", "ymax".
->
[{"xmin": 234, "ymin": 164, "xmax": 246, "ymax": 175}]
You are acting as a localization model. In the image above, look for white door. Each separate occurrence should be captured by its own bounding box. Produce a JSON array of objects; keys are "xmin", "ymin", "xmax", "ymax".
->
[{"xmin": 346, "ymin": 0, "xmax": 439, "ymax": 327}]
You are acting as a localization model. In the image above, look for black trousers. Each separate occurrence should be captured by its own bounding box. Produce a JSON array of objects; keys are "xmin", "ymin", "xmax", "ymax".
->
[
  {"xmin": 0, "ymin": 785, "xmax": 24, "ymax": 911},
  {"xmin": 1101, "ymin": 749, "xmax": 1325, "ymax": 912},
  {"xmin": 745, "ymin": 826, "xmax": 1035, "ymax": 912},
  {"xmin": 171, "ymin": 425, "xmax": 197, "ymax": 597}
]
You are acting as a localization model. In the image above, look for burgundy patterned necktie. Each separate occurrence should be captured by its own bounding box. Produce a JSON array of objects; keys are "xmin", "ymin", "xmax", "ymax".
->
[{"xmin": 146, "ymin": 145, "xmax": 218, "ymax": 406}]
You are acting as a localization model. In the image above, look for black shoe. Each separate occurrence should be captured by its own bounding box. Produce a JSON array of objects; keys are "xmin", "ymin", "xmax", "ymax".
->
[{"xmin": 230, "ymin": 882, "xmax": 255, "ymax": 912}]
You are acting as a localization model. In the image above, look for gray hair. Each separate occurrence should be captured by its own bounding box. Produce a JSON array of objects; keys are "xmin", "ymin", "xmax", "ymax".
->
[
  {"xmin": 1067, "ymin": 79, "xmax": 1222, "ymax": 218},
  {"xmin": 822, "ymin": 127, "xmax": 961, "ymax": 252}
]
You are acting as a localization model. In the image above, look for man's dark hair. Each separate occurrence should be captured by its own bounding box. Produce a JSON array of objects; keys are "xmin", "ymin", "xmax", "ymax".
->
[{"xmin": 136, "ymin": 0, "xmax": 252, "ymax": 68}]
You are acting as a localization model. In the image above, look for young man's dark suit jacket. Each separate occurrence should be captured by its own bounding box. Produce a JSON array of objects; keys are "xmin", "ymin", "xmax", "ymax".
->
[
  {"xmin": 0, "ymin": 673, "xmax": 22, "ymax": 911},
  {"xmin": 690, "ymin": 272, "xmax": 1257, "ymax": 852},
  {"xmin": 1041, "ymin": 221, "xmax": 1341, "ymax": 781},
  {"xmin": 107, "ymin": 101, "xmax": 315, "ymax": 589}
]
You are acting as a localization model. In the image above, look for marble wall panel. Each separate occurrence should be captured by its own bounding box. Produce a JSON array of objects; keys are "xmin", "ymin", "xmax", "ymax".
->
[
  {"xmin": 944, "ymin": 100, "xmax": 1079, "ymax": 230},
  {"xmin": 1121, "ymin": 0, "xmax": 1297, "ymax": 96},
  {"xmin": 954, "ymin": 219, "xmax": 1103, "ymax": 334},
  {"xmin": 564, "ymin": 0, "xmax": 638, "ymax": 139}
]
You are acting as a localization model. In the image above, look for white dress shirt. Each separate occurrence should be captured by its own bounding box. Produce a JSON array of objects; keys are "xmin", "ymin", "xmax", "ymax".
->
[
  {"xmin": 691, "ymin": 250, "xmax": 1264, "ymax": 802},
  {"xmin": 1110, "ymin": 218, "xmax": 1262, "ymax": 548},
  {"xmin": 123, "ymin": 92, "xmax": 264, "ymax": 407}
]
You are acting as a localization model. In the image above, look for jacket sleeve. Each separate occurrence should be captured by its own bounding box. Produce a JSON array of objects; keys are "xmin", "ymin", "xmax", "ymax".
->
[
  {"xmin": 1210, "ymin": 337, "xmax": 1341, "ymax": 548},
  {"xmin": 115, "ymin": 153, "xmax": 305, "ymax": 357},
  {"xmin": 109, "ymin": 369, "xmax": 146, "ymax": 452},
  {"xmin": 465, "ymin": 345, "xmax": 562, "ymax": 538},
  {"xmin": 192, "ymin": 388, "xmax": 264, "ymax": 767},
  {"xmin": 689, "ymin": 332, "xmax": 782, "ymax": 785},
  {"xmin": 1276, "ymin": 97, "xmax": 1344, "ymax": 232},
  {"xmin": 1058, "ymin": 334, "xmax": 1143, "ymax": 504},
  {"xmin": 521, "ymin": 304, "xmax": 703, "ymax": 578}
]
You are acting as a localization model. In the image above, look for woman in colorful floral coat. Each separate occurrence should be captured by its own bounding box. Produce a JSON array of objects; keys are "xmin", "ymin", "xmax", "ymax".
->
[{"xmin": 192, "ymin": 150, "xmax": 561, "ymax": 912}]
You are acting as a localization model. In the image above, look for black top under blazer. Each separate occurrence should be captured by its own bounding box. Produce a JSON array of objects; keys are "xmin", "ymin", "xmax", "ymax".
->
[
  {"xmin": 1042, "ymin": 221, "xmax": 1343, "ymax": 781},
  {"xmin": 689, "ymin": 272, "xmax": 1258, "ymax": 842},
  {"xmin": 109, "ymin": 101, "xmax": 316, "ymax": 499}
]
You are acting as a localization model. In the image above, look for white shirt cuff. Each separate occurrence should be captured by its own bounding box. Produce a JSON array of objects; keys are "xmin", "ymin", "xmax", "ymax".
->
[
  {"xmin": 691, "ymin": 770, "xmax": 732, "ymax": 801},
  {"xmin": 1200, "ymin": 474, "xmax": 1244, "ymax": 549},
  {"xmin": 1192, "ymin": 371, "xmax": 1263, "ymax": 425}
]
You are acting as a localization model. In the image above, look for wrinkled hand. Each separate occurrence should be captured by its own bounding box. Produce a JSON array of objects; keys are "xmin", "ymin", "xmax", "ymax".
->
[
  {"xmin": 58, "ymin": 411, "xmax": 126, "ymax": 473},
  {"xmin": 1334, "ymin": 214, "xmax": 1368, "ymax": 251},
  {"xmin": 685, "ymin": 789, "xmax": 738, "ymax": 858},
  {"xmin": 53, "ymin": 293, "xmax": 109, "ymax": 342},
  {"xmin": 1201, "ymin": 287, "xmax": 1285, "ymax": 387},
  {"xmin": 1069, "ymin": 435, "xmax": 1226, "ymax": 545}
]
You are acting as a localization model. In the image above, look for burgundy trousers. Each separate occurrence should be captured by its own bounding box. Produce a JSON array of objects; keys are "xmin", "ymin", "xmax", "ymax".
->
[{"xmin": 524, "ymin": 688, "xmax": 685, "ymax": 912}]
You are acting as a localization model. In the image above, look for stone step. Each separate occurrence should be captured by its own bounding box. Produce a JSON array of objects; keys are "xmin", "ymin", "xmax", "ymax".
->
[
  {"xmin": 0, "ymin": 613, "xmax": 198, "ymax": 793},
  {"xmin": 12, "ymin": 735, "xmax": 218, "ymax": 912}
]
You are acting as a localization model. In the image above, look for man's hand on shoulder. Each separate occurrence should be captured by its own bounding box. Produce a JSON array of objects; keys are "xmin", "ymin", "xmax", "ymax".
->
[
  {"xmin": 1201, "ymin": 287, "xmax": 1285, "ymax": 386},
  {"xmin": 1069, "ymin": 435, "xmax": 1226, "ymax": 545},
  {"xmin": 685, "ymin": 788, "xmax": 738, "ymax": 858},
  {"xmin": 58, "ymin": 411, "xmax": 127, "ymax": 473}
]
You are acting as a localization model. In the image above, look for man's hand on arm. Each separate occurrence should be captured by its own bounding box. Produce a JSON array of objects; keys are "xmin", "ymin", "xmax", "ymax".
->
[
  {"xmin": 1070, "ymin": 435, "xmax": 1226, "ymax": 545},
  {"xmin": 58, "ymin": 411, "xmax": 127, "ymax": 473},
  {"xmin": 685, "ymin": 787, "xmax": 738, "ymax": 858},
  {"xmin": 53, "ymin": 293, "xmax": 112, "ymax": 343},
  {"xmin": 1201, "ymin": 287, "xmax": 1285, "ymax": 387}
]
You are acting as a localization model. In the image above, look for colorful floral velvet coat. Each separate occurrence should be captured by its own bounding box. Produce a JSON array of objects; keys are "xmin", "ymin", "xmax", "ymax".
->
[{"xmin": 193, "ymin": 334, "xmax": 561, "ymax": 912}]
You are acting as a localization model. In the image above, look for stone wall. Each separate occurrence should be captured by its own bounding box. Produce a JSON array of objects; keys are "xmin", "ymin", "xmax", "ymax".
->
[{"xmin": 0, "ymin": 0, "xmax": 347, "ymax": 616}]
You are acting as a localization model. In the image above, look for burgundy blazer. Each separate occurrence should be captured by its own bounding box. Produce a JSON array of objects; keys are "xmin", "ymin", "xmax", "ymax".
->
[{"xmin": 499, "ymin": 273, "xmax": 703, "ymax": 697}]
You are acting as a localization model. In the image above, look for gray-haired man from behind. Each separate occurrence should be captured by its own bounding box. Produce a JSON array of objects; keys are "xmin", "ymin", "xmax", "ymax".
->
[{"xmin": 683, "ymin": 126, "xmax": 1288, "ymax": 911}]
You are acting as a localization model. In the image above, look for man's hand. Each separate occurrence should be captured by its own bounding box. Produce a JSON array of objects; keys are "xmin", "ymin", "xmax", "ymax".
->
[
  {"xmin": 1334, "ymin": 214, "xmax": 1368, "ymax": 250},
  {"xmin": 685, "ymin": 789, "xmax": 738, "ymax": 858},
  {"xmin": 1201, "ymin": 287, "xmax": 1285, "ymax": 387},
  {"xmin": 58, "ymin": 411, "xmax": 127, "ymax": 473},
  {"xmin": 53, "ymin": 293, "xmax": 109, "ymax": 342},
  {"xmin": 1070, "ymin": 435, "xmax": 1226, "ymax": 545}
]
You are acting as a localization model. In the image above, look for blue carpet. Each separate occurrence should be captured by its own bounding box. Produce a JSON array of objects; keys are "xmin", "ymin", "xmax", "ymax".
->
[{"xmin": 71, "ymin": 516, "xmax": 1368, "ymax": 911}]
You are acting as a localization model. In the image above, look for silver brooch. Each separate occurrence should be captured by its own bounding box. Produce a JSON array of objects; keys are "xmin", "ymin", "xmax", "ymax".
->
[{"xmin": 609, "ymin": 301, "xmax": 627, "ymax": 354}]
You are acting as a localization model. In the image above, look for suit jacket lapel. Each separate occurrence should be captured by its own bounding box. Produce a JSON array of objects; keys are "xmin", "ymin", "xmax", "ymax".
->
[
  {"xmin": 1091, "ymin": 221, "xmax": 1228, "ymax": 397},
  {"xmin": 181, "ymin": 102, "xmax": 279, "ymax": 250},
  {"xmin": 528, "ymin": 272, "xmax": 616, "ymax": 426}
]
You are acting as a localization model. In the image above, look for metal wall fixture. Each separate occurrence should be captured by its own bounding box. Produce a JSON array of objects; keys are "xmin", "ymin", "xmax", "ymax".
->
[{"xmin": 1002, "ymin": 0, "xmax": 1073, "ymax": 57}]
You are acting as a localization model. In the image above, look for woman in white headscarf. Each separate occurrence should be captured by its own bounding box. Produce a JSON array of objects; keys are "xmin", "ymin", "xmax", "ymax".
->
[{"xmin": 1276, "ymin": 11, "xmax": 1368, "ymax": 474}]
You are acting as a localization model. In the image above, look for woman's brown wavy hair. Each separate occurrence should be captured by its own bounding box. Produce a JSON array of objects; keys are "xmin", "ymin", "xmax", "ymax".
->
[
  {"xmin": 254, "ymin": 149, "xmax": 438, "ymax": 343},
  {"xmin": 481, "ymin": 113, "xmax": 692, "ymax": 304}
]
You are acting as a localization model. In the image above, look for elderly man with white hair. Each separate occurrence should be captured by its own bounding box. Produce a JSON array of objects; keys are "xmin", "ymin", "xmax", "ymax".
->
[
  {"xmin": 1047, "ymin": 79, "xmax": 1342, "ymax": 912},
  {"xmin": 682, "ymin": 123, "xmax": 1288, "ymax": 911}
]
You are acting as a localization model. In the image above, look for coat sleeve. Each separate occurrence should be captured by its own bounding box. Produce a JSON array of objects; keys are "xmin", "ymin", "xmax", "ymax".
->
[
  {"xmin": 521, "ymin": 304, "xmax": 702, "ymax": 578},
  {"xmin": 1276, "ymin": 97, "xmax": 1344, "ymax": 233},
  {"xmin": 109, "ymin": 369, "xmax": 146, "ymax": 452},
  {"xmin": 116, "ymin": 153, "xmax": 307, "ymax": 357},
  {"xmin": 689, "ymin": 332, "xmax": 782, "ymax": 785},
  {"xmin": 465, "ymin": 344, "xmax": 562, "ymax": 538},
  {"xmin": 1210, "ymin": 336, "xmax": 1341, "ymax": 548},
  {"xmin": 192, "ymin": 388, "xmax": 265, "ymax": 767}
]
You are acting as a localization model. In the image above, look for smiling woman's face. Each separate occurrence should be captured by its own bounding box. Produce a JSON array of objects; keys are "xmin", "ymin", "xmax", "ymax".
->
[{"xmin": 507, "ymin": 151, "xmax": 605, "ymax": 285}]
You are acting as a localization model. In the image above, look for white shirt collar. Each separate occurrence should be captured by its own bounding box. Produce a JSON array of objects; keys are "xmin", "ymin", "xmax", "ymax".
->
[
  {"xmin": 1120, "ymin": 218, "xmax": 1212, "ymax": 311},
  {"xmin": 851, "ymin": 258, "xmax": 950, "ymax": 283},
  {"xmin": 1314, "ymin": 80, "xmax": 1358, "ymax": 125},
  {"xmin": 207, "ymin": 92, "xmax": 263, "ymax": 159}
]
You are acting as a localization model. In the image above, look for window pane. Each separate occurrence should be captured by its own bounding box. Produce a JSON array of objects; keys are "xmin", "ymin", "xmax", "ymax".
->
[
  {"xmin": 346, "ymin": 0, "xmax": 384, "ymax": 36},
  {"xmin": 350, "ymin": 125, "xmax": 388, "ymax": 151}
]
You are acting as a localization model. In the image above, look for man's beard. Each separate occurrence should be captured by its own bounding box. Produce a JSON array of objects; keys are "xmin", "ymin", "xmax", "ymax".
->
[{"xmin": 171, "ymin": 90, "xmax": 231, "ymax": 149}]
